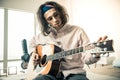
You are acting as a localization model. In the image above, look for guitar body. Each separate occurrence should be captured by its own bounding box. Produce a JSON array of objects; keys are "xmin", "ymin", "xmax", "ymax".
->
[{"xmin": 36, "ymin": 44, "xmax": 62, "ymax": 76}]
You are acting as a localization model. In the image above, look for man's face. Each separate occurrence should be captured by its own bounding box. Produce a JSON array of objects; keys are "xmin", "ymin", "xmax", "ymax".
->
[{"xmin": 44, "ymin": 8, "xmax": 62, "ymax": 29}]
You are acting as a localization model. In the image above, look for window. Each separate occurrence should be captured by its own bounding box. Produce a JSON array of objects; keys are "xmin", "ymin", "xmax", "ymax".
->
[
  {"xmin": 0, "ymin": 9, "xmax": 4, "ymax": 69},
  {"xmin": 8, "ymin": 61, "xmax": 22, "ymax": 74},
  {"xmin": 0, "ymin": 9, "xmax": 35, "ymax": 73},
  {"xmin": 8, "ymin": 10, "xmax": 34, "ymax": 60},
  {"xmin": 0, "ymin": 9, "xmax": 4, "ymax": 61}
]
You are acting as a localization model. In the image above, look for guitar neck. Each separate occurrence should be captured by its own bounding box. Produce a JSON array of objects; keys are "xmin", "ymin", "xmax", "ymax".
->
[
  {"xmin": 46, "ymin": 40, "xmax": 114, "ymax": 61},
  {"xmin": 47, "ymin": 47, "xmax": 83, "ymax": 61}
]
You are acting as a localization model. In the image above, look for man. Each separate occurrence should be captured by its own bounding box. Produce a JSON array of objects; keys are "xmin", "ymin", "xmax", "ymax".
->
[{"xmin": 26, "ymin": 1, "xmax": 107, "ymax": 80}]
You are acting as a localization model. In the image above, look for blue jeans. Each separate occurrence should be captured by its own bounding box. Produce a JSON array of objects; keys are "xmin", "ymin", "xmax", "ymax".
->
[{"xmin": 33, "ymin": 73, "xmax": 89, "ymax": 80}]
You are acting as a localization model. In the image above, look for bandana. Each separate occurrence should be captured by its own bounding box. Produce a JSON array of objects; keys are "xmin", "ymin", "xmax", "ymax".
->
[{"xmin": 42, "ymin": 5, "xmax": 54, "ymax": 14}]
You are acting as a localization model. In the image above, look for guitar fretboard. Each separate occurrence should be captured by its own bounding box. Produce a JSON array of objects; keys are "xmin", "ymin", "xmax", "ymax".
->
[
  {"xmin": 47, "ymin": 47, "xmax": 83, "ymax": 61},
  {"xmin": 46, "ymin": 40, "xmax": 114, "ymax": 61}
]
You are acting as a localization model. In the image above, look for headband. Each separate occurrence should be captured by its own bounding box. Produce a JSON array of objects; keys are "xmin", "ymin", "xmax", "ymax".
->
[{"xmin": 42, "ymin": 5, "xmax": 54, "ymax": 14}]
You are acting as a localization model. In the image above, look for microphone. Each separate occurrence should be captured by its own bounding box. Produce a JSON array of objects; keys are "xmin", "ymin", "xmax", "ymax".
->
[
  {"xmin": 22, "ymin": 39, "xmax": 28, "ymax": 54},
  {"xmin": 21, "ymin": 39, "xmax": 30, "ymax": 69}
]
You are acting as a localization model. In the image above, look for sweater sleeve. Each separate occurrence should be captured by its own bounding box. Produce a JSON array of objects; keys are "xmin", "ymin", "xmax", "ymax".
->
[
  {"xmin": 78, "ymin": 28, "xmax": 100, "ymax": 65},
  {"xmin": 29, "ymin": 36, "xmax": 37, "ymax": 54}
]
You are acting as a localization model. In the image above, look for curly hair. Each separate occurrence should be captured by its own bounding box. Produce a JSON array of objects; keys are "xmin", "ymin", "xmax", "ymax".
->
[{"xmin": 37, "ymin": 1, "xmax": 68, "ymax": 36}]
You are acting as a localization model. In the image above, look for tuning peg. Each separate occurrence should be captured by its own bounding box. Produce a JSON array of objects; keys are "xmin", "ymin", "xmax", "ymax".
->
[
  {"xmin": 96, "ymin": 43, "xmax": 100, "ymax": 46},
  {"xmin": 103, "ymin": 48, "xmax": 107, "ymax": 51},
  {"xmin": 103, "ymin": 41, "xmax": 107, "ymax": 45}
]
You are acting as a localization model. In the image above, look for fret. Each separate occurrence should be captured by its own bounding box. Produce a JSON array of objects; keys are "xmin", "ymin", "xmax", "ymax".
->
[
  {"xmin": 47, "ymin": 55, "xmax": 52, "ymax": 61},
  {"xmin": 71, "ymin": 49, "xmax": 74, "ymax": 54},
  {"xmin": 62, "ymin": 52, "xmax": 65, "ymax": 57},
  {"xmin": 79, "ymin": 47, "xmax": 83, "ymax": 52},
  {"xmin": 57, "ymin": 52, "xmax": 62, "ymax": 59},
  {"xmin": 53, "ymin": 52, "xmax": 62, "ymax": 60},
  {"xmin": 48, "ymin": 55, "xmax": 55, "ymax": 61},
  {"xmin": 66, "ymin": 50, "xmax": 71, "ymax": 55},
  {"xmin": 52, "ymin": 53, "xmax": 59, "ymax": 60},
  {"xmin": 54, "ymin": 53, "xmax": 59, "ymax": 60},
  {"xmin": 75, "ymin": 48, "xmax": 80, "ymax": 53}
]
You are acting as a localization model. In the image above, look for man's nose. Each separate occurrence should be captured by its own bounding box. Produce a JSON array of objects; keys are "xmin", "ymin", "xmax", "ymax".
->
[{"xmin": 52, "ymin": 17, "xmax": 57, "ymax": 22}]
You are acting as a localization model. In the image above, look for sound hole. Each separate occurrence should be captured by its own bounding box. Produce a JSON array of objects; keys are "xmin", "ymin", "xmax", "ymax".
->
[{"xmin": 41, "ymin": 55, "xmax": 47, "ymax": 65}]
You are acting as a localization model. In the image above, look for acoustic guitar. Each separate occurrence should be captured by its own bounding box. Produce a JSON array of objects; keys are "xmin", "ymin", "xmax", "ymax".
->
[{"xmin": 35, "ymin": 40, "xmax": 114, "ymax": 76}]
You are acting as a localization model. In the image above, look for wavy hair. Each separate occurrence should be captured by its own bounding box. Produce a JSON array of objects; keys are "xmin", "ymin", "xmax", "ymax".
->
[{"xmin": 37, "ymin": 1, "xmax": 68, "ymax": 36}]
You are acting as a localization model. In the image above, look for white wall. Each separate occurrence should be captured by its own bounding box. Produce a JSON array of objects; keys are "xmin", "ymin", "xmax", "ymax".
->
[
  {"xmin": 0, "ymin": 0, "xmax": 35, "ymax": 12},
  {"xmin": 0, "ymin": 0, "xmax": 71, "ymax": 13},
  {"xmin": 71, "ymin": 0, "xmax": 120, "ymax": 59}
]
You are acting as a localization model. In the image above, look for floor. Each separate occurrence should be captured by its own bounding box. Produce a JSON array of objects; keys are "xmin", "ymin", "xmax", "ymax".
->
[
  {"xmin": 87, "ymin": 71, "xmax": 120, "ymax": 80},
  {"xmin": 0, "ymin": 74, "xmax": 26, "ymax": 80},
  {"xmin": 0, "ymin": 65, "xmax": 120, "ymax": 80},
  {"xmin": 0, "ymin": 71, "xmax": 120, "ymax": 80}
]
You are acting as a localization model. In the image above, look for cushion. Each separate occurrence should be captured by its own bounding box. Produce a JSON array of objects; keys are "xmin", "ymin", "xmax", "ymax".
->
[{"xmin": 112, "ymin": 58, "xmax": 120, "ymax": 68}]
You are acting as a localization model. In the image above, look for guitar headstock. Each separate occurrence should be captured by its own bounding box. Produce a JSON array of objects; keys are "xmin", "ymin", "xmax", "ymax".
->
[{"xmin": 85, "ymin": 40, "xmax": 114, "ymax": 53}]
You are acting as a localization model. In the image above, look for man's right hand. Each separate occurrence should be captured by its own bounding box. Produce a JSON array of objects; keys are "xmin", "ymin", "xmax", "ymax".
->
[{"xmin": 31, "ymin": 52, "xmax": 40, "ymax": 67}]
